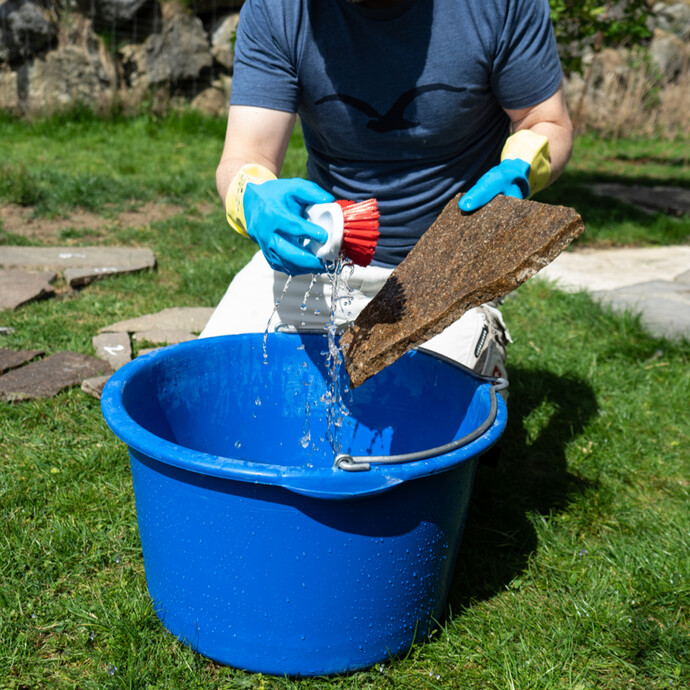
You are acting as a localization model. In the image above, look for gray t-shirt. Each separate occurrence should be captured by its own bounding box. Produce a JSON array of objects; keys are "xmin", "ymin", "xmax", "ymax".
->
[{"xmin": 231, "ymin": 0, "xmax": 563, "ymax": 267}]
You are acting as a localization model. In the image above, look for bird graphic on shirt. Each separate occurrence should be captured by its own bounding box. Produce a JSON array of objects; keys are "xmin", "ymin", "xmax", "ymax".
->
[{"xmin": 315, "ymin": 83, "xmax": 466, "ymax": 133}]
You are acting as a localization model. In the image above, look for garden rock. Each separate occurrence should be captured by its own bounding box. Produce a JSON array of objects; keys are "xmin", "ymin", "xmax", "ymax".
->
[
  {"xmin": 27, "ymin": 43, "xmax": 116, "ymax": 113},
  {"xmin": 0, "ymin": 0, "xmax": 56, "ymax": 64},
  {"xmin": 210, "ymin": 12, "xmax": 239, "ymax": 70},
  {"xmin": 74, "ymin": 0, "xmax": 159, "ymax": 29},
  {"xmin": 93, "ymin": 332, "xmax": 132, "ymax": 370},
  {"xmin": 653, "ymin": 1, "xmax": 690, "ymax": 40},
  {"xmin": 649, "ymin": 28, "xmax": 688, "ymax": 81},
  {"xmin": 0, "ymin": 351, "xmax": 111, "ymax": 401},
  {"xmin": 120, "ymin": 4, "xmax": 212, "ymax": 89},
  {"xmin": 0, "ymin": 269, "xmax": 56, "ymax": 310},
  {"xmin": 0, "ymin": 347, "xmax": 43, "ymax": 374}
]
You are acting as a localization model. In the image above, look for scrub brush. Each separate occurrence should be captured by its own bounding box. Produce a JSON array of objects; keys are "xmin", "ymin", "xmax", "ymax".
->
[{"xmin": 305, "ymin": 198, "xmax": 380, "ymax": 267}]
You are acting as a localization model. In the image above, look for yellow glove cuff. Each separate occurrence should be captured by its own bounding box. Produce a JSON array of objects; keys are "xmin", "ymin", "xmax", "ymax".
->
[
  {"xmin": 501, "ymin": 130, "xmax": 551, "ymax": 197},
  {"xmin": 224, "ymin": 163, "xmax": 277, "ymax": 237}
]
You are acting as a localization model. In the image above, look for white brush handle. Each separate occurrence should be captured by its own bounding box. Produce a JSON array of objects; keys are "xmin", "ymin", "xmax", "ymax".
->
[{"xmin": 305, "ymin": 202, "xmax": 344, "ymax": 262}]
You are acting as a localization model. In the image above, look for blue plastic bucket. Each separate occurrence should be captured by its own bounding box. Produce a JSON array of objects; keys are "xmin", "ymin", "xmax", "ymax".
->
[{"xmin": 101, "ymin": 333, "xmax": 506, "ymax": 676}]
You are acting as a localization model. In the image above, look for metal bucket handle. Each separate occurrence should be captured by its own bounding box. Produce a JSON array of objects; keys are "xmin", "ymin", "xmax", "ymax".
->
[{"xmin": 334, "ymin": 374, "xmax": 508, "ymax": 472}]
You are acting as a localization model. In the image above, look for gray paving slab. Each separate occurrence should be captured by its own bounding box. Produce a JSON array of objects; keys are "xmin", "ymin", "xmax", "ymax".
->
[
  {"xmin": 593, "ymin": 282, "xmax": 690, "ymax": 340},
  {"xmin": 591, "ymin": 184, "xmax": 690, "ymax": 216},
  {"xmin": 64, "ymin": 266, "xmax": 149, "ymax": 288},
  {"xmin": 101, "ymin": 307, "xmax": 214, "ymax": 335},
  {"xmin": 538, "ymin": 246, "xmax": 690, "ymax": 292},
  {"xmin": 0, "ymin": 269, "xmax": 56, "ymax": 310},
  {"xmin": 92, "ymin": 332, "xmax": 132, "ymax": 370},
  {"xmin": 81, "ymin": 375, "xmax": 112, "ymax": 400},
  {"xmin": 0, "ymin": 246, "xmax": 156, "ymax": 272},
  {"xmin": 537, "ymin": 245, "xmax": 690, "ymax": 341},
  {"xmin": 0, "ymin": 348, "xmax": 44, "ymax": 374},
  {"xmin": 0, "ymin": 351, "xmax": 112, "ymax": 401}
]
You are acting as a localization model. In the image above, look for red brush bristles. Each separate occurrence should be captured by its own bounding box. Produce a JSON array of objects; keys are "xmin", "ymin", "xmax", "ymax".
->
[{"xmin": 335, "ymin": 198, "xmax": 380, "ymax": 267}]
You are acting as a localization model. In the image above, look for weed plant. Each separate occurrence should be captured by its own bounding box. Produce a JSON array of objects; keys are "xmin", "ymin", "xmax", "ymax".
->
[{"xmin": 0, "ymin": 111, "xmax": 688, "ymax": 689}]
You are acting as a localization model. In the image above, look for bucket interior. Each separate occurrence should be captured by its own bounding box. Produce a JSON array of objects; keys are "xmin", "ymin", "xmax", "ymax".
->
[{"xmin": 104, "ymin": 333, "xmax": 505, "ymax": 497}]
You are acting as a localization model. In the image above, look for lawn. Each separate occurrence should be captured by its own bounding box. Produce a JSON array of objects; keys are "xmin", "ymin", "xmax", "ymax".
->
[{"xmin": 0, "ymin": 110, "xmax": 688, "ymax": 689}]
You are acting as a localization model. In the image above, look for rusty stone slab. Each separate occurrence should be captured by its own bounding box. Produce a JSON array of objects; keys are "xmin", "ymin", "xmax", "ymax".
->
[
  {"xmin": 92, "ymin": 332, "xmax": 132, "ymax": 370},
  {"xmin": 101, "ymin": 307, "xmax": 214, "ymax": 335},
  {"xmin": 0, "ymin": 269, "xmax": 56, "ymax": 310},
  {"xmin": 341, "ymin": 194, "xmax": 585, "ymax": 388},
  {"xmin": 0, "ymin": 351, "xmax": 112, "ymax": 402},
  {"xmin": 0, "ymin": 348, "xmax": 44, "ymax": 375}
]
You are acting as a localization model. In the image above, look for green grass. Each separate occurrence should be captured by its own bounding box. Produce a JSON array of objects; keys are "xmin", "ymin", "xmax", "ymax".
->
[{"xmin": 0, "ymin": 111, "xmax": 688, "ymax": 689}]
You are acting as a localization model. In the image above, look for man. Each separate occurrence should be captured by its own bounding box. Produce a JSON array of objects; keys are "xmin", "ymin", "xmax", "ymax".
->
[{"xmin": 201, "ymin": 0, "xmax": 573, "ymax": 380}]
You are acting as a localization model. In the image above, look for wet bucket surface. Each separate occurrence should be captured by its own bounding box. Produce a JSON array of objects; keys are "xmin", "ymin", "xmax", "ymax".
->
[{"xmin": 101, "ymin": 333, "xmax": 507, "ymax": 676}]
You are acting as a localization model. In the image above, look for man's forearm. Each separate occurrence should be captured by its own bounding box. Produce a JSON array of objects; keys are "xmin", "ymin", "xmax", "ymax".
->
[{"xmin": 524, "ymin": 120, "xmax": 573, "ymax": 185}]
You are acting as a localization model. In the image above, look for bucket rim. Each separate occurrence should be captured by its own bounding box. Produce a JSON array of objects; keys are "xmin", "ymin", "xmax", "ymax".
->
[{"xmin": 100, "ymin": 334, "xmax": 507, "ymax": 500}]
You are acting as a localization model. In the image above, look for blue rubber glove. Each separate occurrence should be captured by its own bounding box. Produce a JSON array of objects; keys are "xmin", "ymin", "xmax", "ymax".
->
[
  {"xmin": 243, "ymin": 178, "xmax": 335, "ymax": 275},
  {"xmin": 459, "ymin": 159, "xmax": 531, "ymax": 213}
]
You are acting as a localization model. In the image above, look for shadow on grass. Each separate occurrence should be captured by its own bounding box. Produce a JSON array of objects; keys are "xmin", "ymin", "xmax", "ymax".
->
[{"xmin": 447, "ymin": 365, "xmax": 599, "ymax": 613}]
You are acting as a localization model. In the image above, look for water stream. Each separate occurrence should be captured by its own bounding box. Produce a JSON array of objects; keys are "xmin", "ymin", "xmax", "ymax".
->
[{"xmin": 264, "ymin": 261, "xmax": 355, "ymax": 458}]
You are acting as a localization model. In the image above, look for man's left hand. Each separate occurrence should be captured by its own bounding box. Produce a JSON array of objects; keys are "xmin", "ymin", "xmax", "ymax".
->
[{"xmin": 458, "ymin": 158, "xmax": 531, "ymax": 212}]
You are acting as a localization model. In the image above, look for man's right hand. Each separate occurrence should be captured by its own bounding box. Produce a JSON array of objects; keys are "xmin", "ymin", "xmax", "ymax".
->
[{"xmin": 243, "ymin": 178, "xmax": 335, "ymax": 275}]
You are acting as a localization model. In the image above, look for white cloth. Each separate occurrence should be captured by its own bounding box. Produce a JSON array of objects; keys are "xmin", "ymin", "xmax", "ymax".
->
[{"xmin": 201, "ymin": 252, "xmax": 511, "ymax": 378}]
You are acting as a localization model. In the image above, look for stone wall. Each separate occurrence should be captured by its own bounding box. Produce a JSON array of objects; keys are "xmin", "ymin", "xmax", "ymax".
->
[
  {"xmin": 0, "ymin": 0, "xmax": 242, "ymax": 116},
  {"xmin": 0, "ymin": 0, "xmax": 689, "ymax": 134}
]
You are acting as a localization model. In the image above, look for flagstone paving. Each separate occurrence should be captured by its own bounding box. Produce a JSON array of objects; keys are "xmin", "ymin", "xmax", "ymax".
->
[
  {"xmin": 0, "ymin": 270, "xmax": 56, "ymax": 310},
  {"xmin": 0, "ymin": 351, "xmax": 112, "ymax": 402}
]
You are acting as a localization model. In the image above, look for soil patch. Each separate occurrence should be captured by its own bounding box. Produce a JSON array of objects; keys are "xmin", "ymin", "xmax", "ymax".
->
[{"xmin": 0, "ymin": 202, "xmax": 212, "ymax": 242}]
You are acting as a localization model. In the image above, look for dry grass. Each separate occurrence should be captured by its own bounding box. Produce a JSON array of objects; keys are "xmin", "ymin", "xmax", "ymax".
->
[{"xmin": 567, "ymin": 47, "xmax": 690, "ymax": 139}]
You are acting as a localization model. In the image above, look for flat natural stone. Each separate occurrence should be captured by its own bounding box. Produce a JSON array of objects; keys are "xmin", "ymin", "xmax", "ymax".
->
[
  {"xmin": 0, "ymin": 348, "xmax": 44, "ymax": 375},
  {"xmin": 593, "ymin": 281, "xmax": 690, "ymax": 340},
  {"xmin": 674, "ymin": 269, "xmax": 690, "ymax": 285},
  {"xmin": 591, "ymin": 184, "xmax": 690, "ymax": 216},
  {"xmin": 0, "ymin": 269, "xmax": 56, "ymax": 310},
  {"xmin": 133, "ymin": 329, "xmax": 196, "ymax": 345},
  {"xmin": 81, "ymin": 375, "xmax": 112, "ymax": 400},
  {"xmin": 538, "ymin": 245, "xmax": 690, "ymax": 292},
  {"xmin": 341, "ymin": 194, "xmax": 585, "ymax": 388},
  {"xmin": 92, "ymin": 332, "xmax": 132, "ymax": 370},
  {"xmin": 0, "ymin": 246, "xmax": 156, "ymax": 272},
  {"xmin": 137, "ymin": 347, "xmax": 161, "ymax": 357},
  {"xmin": 101, "ymin": 307, "xmax": 214, "ymax": 335},
  {"xmin": 0, "ymin": 351, "xmax": 112, "ymax": 401},
  {"xmin": 64, "ymin": 266, "xmax": 147, "ymax": 288}
]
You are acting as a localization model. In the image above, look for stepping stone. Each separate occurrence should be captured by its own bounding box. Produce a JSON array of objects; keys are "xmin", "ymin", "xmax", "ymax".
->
[
  {"xmin": 101, "ymin": 307, "xmax": 214, "ymax": 335},
  {"xmin": 0, "ymin": 246, "xmax": 156, "ymax": 287},
  {"xmin": 81, "ymin": 375, "xmax": 112, "ymax": 400},
  {"xmin": 132, "ymin": 329, "xmax": 196, "ymax": 346},
  {"xmin": 591, "ymin": 184, "xmax": 690, "ymax": 216},
  {"xmin": 0, "ymin": 351, "xmax": 112, "ymax": 401},
  {"xmin": 593, "ymin": 280, "xmax": 690, "ymax": 340},
  {"xmin": 341, "ymin": 194, "xmax": 584, "ymax": 388},
  {"xmin": 0, "ymin": 348, "xmax": 44, "ymax": 374},
  {"xmin": 0, "ymin": 269, "xmax": 56, "ymax": 310},
  {"xmin": 92, "ymin": 332, "xmax": 132, "ymax": 370}
]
